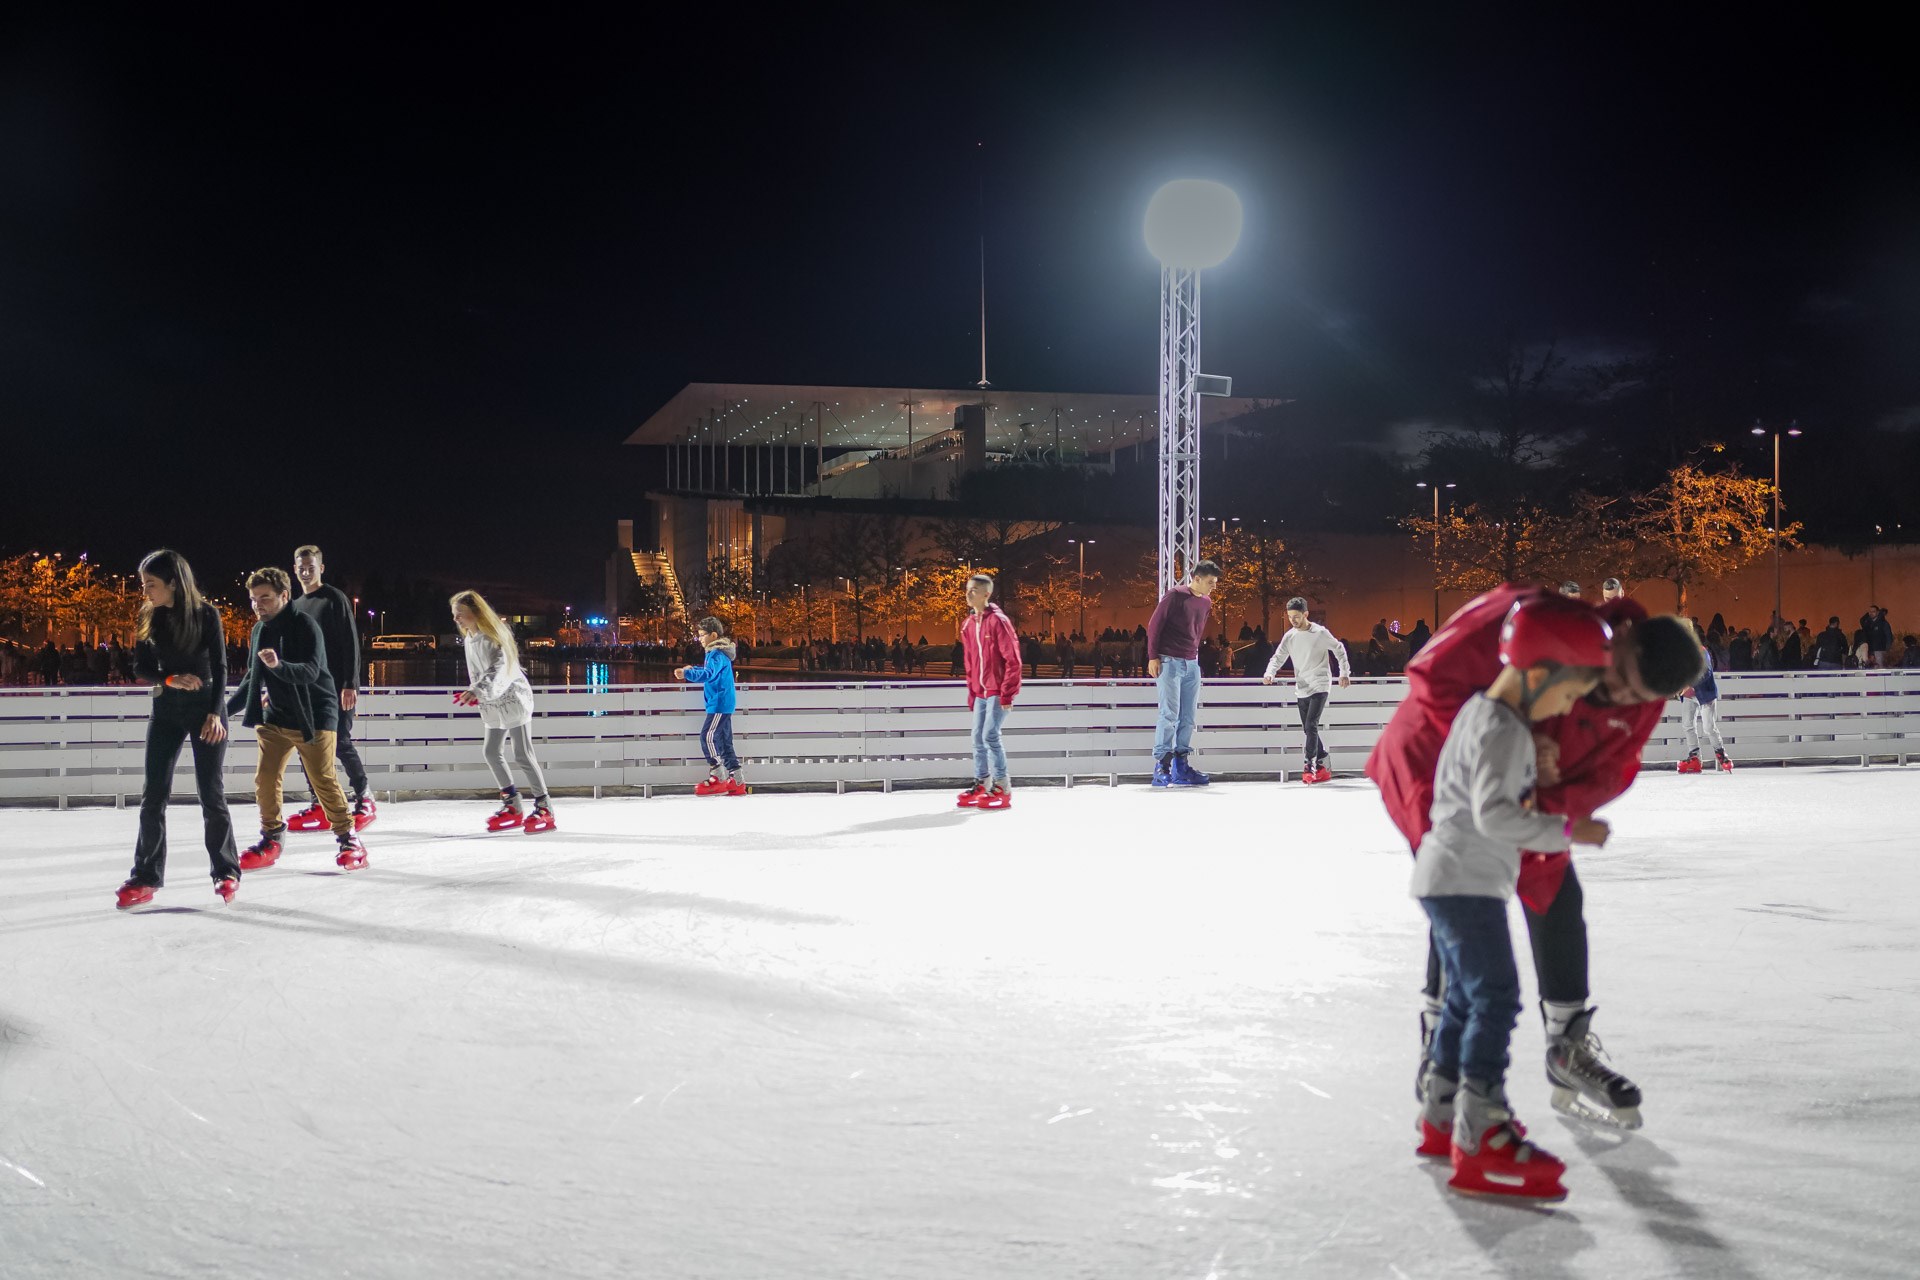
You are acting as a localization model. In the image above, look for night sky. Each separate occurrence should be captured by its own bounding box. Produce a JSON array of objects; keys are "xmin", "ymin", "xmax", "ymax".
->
[{"xmin": 4, "ymin": 10, "xmax": 1916, "ymax": 606}]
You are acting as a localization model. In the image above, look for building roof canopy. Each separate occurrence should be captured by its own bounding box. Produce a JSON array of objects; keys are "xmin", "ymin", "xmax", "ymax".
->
[{"xmin": 626, "ymin": 383, "xmax": 1271, "ymax": 454}]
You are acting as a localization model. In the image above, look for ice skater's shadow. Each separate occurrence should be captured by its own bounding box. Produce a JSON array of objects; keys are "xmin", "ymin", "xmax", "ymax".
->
[
  {"xmin": 360, "ymin": 856, "xmax": 847, "ymax": 926},
  {"xmin": 1421, "ymin": 1161, "xmax": 1596, "ymax": 1279},
  {"xmin": 202, "ymin": 902, "xmax": 892, "ymax": 1021},
  {"xmin": 1565, "ymin": 1126, "xmax": 1761, "ymax": 1277},
  {"xmin": 828, "ymin": 811, "xmax": 972, "ymax": 837}
]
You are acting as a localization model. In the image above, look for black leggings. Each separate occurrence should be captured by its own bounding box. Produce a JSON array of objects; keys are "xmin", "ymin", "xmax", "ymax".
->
[
  {"xmin": 129, "ymin": 691, "xmax": 240, "ymax": 886},
  {"xmin": 1423, "ymin": 861, "xmax": 1588, "ymax": 1007}
]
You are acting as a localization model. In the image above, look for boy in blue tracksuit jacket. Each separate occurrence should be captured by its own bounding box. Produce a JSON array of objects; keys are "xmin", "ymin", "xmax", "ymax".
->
[{"xmin": 679, "ymin": 616, "xmax": 743, "ymax": 794}]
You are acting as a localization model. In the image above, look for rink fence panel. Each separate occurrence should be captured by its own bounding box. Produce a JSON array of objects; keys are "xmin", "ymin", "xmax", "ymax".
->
[{"xmin": 3, "ymin": 671, "xmax": 1918, "ymax": 806}]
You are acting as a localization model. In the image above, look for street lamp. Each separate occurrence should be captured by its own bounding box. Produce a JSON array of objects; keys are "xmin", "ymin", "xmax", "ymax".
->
[
  {"xmin": 1066, "ymin": 538, "xmax": 1096, "ymax": 638},
  {"xmin": 1146, "ymin": 179, "xmax": 1243, "ymax": 596},
  {"xmin": 1416, "ymin": 481, "xmax": 1457, "ymax": 628},
  {"xmin": 1751, "ymin": 419, "xmax": 1803, "ymax": 626}
]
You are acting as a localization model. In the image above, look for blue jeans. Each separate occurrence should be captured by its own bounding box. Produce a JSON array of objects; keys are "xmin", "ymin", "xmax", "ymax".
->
[
  {"xmin": 971, "ymin": 696, "xmax": 1009, "ymax": 782},
  {"xmin": 1420, "ymin": 896, "xmax": 1522, "ymax": 1088},
  {"xmin": 1153, "ymin": 656, "xmax": 1201, "ymax": 759}
]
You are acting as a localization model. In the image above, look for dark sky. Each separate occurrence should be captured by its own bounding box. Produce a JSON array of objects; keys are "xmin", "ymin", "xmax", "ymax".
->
[{"xmin": 4, "ymin": 10, "xmax": 1916, "ymax": 605}]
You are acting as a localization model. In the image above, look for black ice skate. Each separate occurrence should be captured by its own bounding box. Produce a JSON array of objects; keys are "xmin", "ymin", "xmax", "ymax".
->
[{"xmin": 1546, "ymin": 1007, "xmax": 1643, "ymax": 1129}]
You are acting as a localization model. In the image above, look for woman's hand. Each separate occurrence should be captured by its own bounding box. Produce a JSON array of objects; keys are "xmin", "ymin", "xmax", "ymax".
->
[
  {"xmin": 453, "ymin": 690, "xmax": 479, "ymax": 707},
  {"xmin": 168, "ymin": 674, "xmax": 204, "ymax": 691},
  {"xmin": 199, "ymin": 715, "xmax": 226, "ymax": 745}
]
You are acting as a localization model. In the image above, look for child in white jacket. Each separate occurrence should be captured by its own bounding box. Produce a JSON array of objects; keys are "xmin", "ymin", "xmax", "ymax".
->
[{"xmin": 451, "ymin": 590, "xmax": 554, "ymax": 833}]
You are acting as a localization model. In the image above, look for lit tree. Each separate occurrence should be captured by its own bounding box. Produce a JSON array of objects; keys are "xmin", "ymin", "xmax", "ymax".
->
[
  {"xmin": 820, "ymin": 514, "xmax": 919, "ymax": 641},
  {"xmin": 1200, "ymin": 524, "xmax": 1326, "ymax": 636},
  {"xmin": 1628, "ymin": 458, "xmax": 1796, "ymax": 611},
  {"xmin": 1405, "ymin": 494, "xmax": 1631, "ymax": 597},
  {"xmin": 1018, "ymin": 554, "xmax": 1102, "ymax": 638},
  {"xmin": 683, "ymin": 554, "xmax": 757, "ymax": 632},
  {"xmin": 767, "ymin": 583, "xmax": 831, "ymax": 646},
  {"xmin": 619, "ymin": 579, "xmax": 679, "ymax": 642},
  {"xmin": 923, "ymin": 515, "xmax": 1059, "ymax": 612}
]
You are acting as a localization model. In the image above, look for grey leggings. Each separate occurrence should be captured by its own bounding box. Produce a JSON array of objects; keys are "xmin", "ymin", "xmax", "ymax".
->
[
  {"xmin": 484, "ymin": 724, "xmax": 549, "ymax": 797},
  {"xmin": 1682, "ymin": 699, "xmax": 1725, "ymax": 755}
]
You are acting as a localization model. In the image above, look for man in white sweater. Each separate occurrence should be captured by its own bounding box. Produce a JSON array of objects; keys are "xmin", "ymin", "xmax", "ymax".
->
[{"xmin": 1262, "ymin": 597, "xmax": 1353, "ymax": 783}]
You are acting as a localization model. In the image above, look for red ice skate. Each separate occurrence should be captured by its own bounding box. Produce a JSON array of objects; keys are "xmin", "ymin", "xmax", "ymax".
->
[
  {"xmin": 238, "ymin": 835, "xmax": 282, "ymax": 871},
  {"xmin": 1448, "ymin": 1087, "xmax": 1567, "ymax": 1202},
  {"xmin": 115, "ymin": 879, "xmax": 155, "ymax": 910},
  {"xmin": 214, "ymin": 877, "xmax": 238, "ymax": 905},
  {"xmin": 693, "ymin": 774, "xmax": 729, "ymax": 796},
  {"xmin": 1313, "ymin": 765, "xmax": 1333, "ymax": 784},
  {"xmin": 486, "ymin": 791, "xmax": 525, "ymax": 831},
  {"xmin": 1301, "ymin": 767, "xmax": 1324, "ymax": 785},
  {"xmin": 334, "ymin": 835, "xmax": 369, "ymax": 870},
  {"xmin": 956, "ymin": 781, "xmax": 989, "ymax": 807},
  {"xmin": 352, "ymin": 793, "xmax": 378, "ymax": 831},
  {"xmin": 1715, "ymin": 749, "xmax": 1733, "ymax": 773},
  {"xmin": 976, "ymin": 785, "xmax": 1012, "ymax": 810},
  {"xmin": 522, "ymin": 797, "xmax": 556, "ymax": 833},
  {"xmin": 722, "ymin": 779, "xmax": 747, "ymax": 797},
  {"xmin": 285, "ymin": 803, "xmax": 328, "ymax": 832},
  {"xmin": 1416, "ymin": 1065, "xmax": 1457, "ymax": 1158},
  {"xmin": 1677, "ymin": 753, "xmax": 1702, "ymax": 774}
]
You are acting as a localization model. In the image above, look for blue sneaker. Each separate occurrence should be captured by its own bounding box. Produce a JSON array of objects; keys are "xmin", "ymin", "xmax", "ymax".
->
[
  {"xmin": 1171, "ymin": 754, "xmax": 1210, "ymax": 786},
  {"xmin": 1152, "ymin": 756, "xmax": 1173, "ymax": 787}
]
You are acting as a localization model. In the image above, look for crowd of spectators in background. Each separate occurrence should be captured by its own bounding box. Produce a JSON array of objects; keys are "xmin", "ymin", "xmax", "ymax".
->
[{"xmin": 7, "ymin": 600, "xmax": 1915, "ymax": 686}]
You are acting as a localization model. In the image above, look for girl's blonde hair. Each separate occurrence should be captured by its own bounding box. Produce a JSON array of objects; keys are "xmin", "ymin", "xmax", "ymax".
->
[{"xmin": 450, "ymin": 590, "xmax": 520, "ymax": 669}]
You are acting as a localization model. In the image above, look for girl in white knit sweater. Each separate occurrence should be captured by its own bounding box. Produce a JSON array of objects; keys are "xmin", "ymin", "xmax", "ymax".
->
[{"xmin": 451, "ymin": 590, "xmax": 554, "ymax": 833}]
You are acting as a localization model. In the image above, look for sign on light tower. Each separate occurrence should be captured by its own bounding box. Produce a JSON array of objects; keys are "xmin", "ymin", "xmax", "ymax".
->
[{"xmin": 1145, "ymin": 179, "xmax": 1242, "ymax": 596}]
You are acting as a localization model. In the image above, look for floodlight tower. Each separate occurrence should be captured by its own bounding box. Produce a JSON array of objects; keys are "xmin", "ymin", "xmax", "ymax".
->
[{"xmin": 1146, "ymin": 180, "xmax": 1243, "ymax": 596}]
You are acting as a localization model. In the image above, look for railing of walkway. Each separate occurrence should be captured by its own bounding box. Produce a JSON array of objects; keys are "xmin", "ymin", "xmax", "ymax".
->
[{"xmin": 3, "ymin": 671, "xmax": 1917, "ymax": 807}]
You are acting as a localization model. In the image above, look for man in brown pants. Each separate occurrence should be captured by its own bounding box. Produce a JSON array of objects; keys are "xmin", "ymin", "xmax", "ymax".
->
[{"xmin": 226, "ymin": 567, "xmax": 370, "ymax": 871}]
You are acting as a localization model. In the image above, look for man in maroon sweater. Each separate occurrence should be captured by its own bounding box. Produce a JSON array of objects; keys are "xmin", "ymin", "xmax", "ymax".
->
[
  {"xmin": 1367, "ymin": 583, "xmax": 1701, "ymax": 1127},
  {"xmin": 1146, "ymin": 560, "xmax": 1221, "ymax": 786}
]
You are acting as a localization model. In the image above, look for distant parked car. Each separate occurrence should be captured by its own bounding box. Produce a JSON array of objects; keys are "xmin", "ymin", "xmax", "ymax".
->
[
  {"xmin": 370, "ymin": 633, "xmax": 436, "ymax": 653},
  {"xmin": 524, "ymin": 636, "xmax": 556, "ymax": 650}
]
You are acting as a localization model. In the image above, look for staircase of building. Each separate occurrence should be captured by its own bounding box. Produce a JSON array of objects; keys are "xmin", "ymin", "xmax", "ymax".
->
[{"xmin": 630, "ymin": 550, "xmax": 688, "ymax": 619}]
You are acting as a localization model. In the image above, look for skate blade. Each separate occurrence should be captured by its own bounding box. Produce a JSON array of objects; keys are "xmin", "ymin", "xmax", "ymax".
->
[
  {"xmin": 1551, "ymin": 1086, "xmax": 1643, "ymax": 1130},
  {"xmin": 1448, "ymin": 1173, "xmax": 1567, "ymax": 1203}
]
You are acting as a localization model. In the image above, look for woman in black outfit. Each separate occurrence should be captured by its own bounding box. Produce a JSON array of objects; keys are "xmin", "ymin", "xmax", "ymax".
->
[{"xmin": 116, "ymin": 549, "xmax": 242, "ymax": 909}]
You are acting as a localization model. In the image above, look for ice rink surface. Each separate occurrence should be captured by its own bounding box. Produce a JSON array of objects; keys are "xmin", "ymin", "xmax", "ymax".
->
[{"xmin": 3, "ymin": 767, "xmax": 1917, "ymax": 1279}]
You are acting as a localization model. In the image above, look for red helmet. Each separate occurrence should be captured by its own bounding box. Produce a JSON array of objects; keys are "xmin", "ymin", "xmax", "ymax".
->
[{"xmin": 1499, "ymin": 595, "xmax": 1613, "ymax": 669}]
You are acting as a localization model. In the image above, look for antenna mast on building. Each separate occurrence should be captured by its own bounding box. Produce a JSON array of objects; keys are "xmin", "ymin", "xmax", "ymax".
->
[{"xmin": 976, "ymin": 141, "xmax": 990, "ymax": 392}]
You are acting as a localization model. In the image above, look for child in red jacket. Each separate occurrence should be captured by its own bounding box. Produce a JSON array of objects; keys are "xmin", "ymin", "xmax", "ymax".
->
[{"xmin": 957, "ymin": 573, "xmax": 1022, "ymax": 809}]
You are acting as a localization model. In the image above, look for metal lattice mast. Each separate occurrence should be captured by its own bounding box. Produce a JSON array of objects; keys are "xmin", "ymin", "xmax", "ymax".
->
[{"xmin": 1157, "ymin": 266, "xmax": 1202, "ymax": 596}]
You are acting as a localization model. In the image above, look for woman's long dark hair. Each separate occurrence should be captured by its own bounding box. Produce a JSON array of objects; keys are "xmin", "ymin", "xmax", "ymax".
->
[{"xmin": 136, "ymin": 549, "xmax": 208, "ymax": 650}]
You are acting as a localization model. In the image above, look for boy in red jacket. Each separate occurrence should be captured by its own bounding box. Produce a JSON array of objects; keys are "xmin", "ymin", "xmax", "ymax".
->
[
  {"xmin": 1368, "ymin": 583, "xmax": 1701, "ymax": 1129},
  {"xmin": 958, "ymin": 573, "xmax": 1022, "ymax": 810}
]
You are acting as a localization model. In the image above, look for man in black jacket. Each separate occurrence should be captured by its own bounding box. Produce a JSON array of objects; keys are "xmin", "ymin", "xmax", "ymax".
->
[
  {"xmin": 226, "ymin": 567, "xmax": 369, "ymax": 872},
  {"xmin": 1812, "ymin": 616, "xmax": 1850, "ymax": 668},
  {"xmin": 290, "ymin": 545, "xmax": 375, "ymax": 829}
]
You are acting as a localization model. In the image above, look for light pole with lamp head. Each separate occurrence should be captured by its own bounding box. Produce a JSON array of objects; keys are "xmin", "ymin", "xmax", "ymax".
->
[
  {"xmin": 1751, "ymin": 419, "xmax": 1802, "ymax": 627},
  {"xmin": 1146, "ymin": 179, "xmax": 1242, "ymax": 597},
  {"xmin": 1066, "ymin": 538, "xmax": 1096, "ymax": 638},
  {"xmin": 1415, "ymin": 480, "xmax": 1456, "ymax": 628}
]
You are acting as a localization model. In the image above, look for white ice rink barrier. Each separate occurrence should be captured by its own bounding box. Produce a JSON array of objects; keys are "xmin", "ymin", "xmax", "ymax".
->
[{"xmin": 3, "ymin": 671, "xmax": 1918, "ymax": 807}]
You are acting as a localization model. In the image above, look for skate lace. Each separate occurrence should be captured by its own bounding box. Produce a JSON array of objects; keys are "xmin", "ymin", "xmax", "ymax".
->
[{"xmin": 1570, "ymin": 1030, "xmax": 1630, "ymax": 1088}]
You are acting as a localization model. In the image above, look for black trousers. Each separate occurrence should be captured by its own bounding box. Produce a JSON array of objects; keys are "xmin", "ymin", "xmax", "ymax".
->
[
  {"xmin": 130, "ymin": 691, "xmax": 240, "ymax": 886},
  {"xmin": 1297, "ymin": 691, "xmax": 1328, "ymax": 762},
  {"xmin": 297, "ymin": 703, "xmax": 368, "ymax": 801},
  {"xmin": 1423, "ymin": 861, "xmax": 1589, "ymax": 1008}
]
